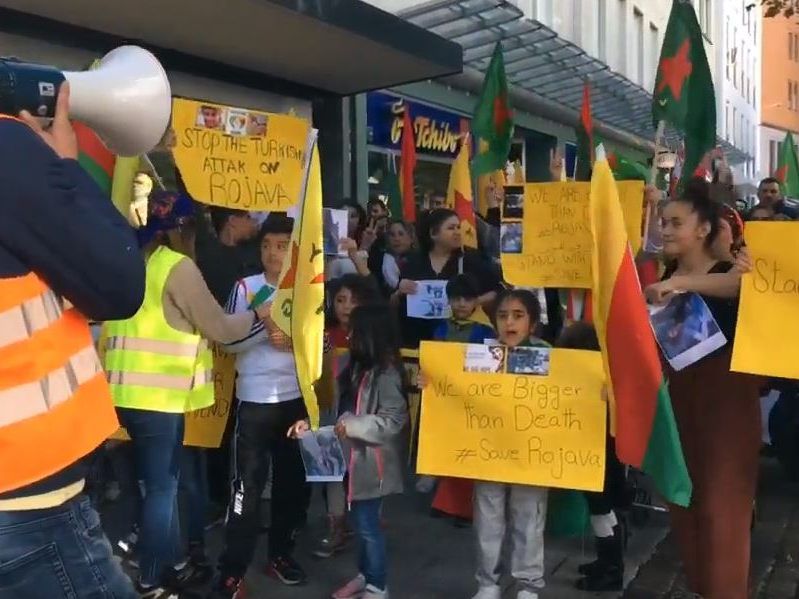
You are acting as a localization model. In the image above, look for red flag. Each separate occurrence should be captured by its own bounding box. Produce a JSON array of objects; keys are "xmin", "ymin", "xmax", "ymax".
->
[{"xmin": 399, "ymin": 109, "xmax": 417, "ymax": 222}]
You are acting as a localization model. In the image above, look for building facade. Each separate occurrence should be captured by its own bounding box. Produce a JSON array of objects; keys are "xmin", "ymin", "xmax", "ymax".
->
[
  {"xmin": 361, "ymin": 0, "xmax": 749, "ymax": 204},
  {"xmin": 760, "ymin": 7, "xmax": 799, "ymax": 187},
  {"xmin": 713, "ymin": 0, "xmax": 760, "ymax": 189}
]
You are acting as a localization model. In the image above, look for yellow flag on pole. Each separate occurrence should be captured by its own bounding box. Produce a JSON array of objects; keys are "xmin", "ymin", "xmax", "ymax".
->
[
  {"xmin": 446, "ymin": 134, "xmax": 477, "ymax": 249},
  {"xmin": 270, "ymin": 130, "xmax": 324, "ymax": 427}
]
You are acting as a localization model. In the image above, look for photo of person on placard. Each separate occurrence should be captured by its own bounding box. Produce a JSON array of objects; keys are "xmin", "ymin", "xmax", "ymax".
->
[{"xmin": 197, "ymin": 104, "xmax": 224, "ymax": 130}]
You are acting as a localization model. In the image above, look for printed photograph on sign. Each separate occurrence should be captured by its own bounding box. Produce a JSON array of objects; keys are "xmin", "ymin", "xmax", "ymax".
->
[
  {"xmin": 323, "ymin": 208, "xmax": 349, "ymax": 256},
  {"xmin": 649, "ymin": 292, "xmax": 727, "ymax": 371},
  {"xmin": 464, "ymin": 344, "xmax": 506, "ymax": 374},
  {"xmin": 503, "ymin": 190, "xmax": 525, "ymax": 219},
  {"xmin": 508, "ymin": 347, "xmax": 551, "ymax": 375},
  {"xmin": 407, "ymin": 280, "xmax": 451, "ymax": 319},
  {"xmin": 246, "ymin": 113, "xmax": 268, "ymax": 137},
  {"xmin": 196, "ymin": 104, "xmax": 225, "ymax": 130},
  {"xmin": 298, "ymin": 426, "xmax": 347, "ymax": 482},
  {"xmin": 500, "ymin": 223, "xmax": 523, "ymax": 254},
  {"xmin": 225, "ymin": 108, "xmax": 249, "ymax": 136}
]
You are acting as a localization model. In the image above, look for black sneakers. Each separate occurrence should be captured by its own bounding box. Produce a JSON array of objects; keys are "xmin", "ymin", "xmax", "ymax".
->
[{"xmin": 265, "ymin": 555, "xmax": 307, "ymax": 585}]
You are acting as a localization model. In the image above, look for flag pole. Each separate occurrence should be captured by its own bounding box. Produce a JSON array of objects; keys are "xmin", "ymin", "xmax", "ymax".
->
[{"xmin": 643, "ymin": 119, "xmax": 665, "ymax": 252}]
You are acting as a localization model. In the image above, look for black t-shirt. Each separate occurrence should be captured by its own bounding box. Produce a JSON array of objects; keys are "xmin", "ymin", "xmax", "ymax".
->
[
  {"xmin": 195, "ymin": 230, "xmax": 261, "ymax": 305},
  {"xmin": 398, "ymin": 248, "xmax": 502, "ymax": 348}
]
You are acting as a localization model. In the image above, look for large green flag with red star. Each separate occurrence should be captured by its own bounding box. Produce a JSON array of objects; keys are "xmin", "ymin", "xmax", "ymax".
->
[
  {"xmin": 472, "ymin": 42, "xmax": 513, "ymax": 177},
  {"xmin": 652, "ymin": 0, "xmax": 716, "ymax": 182},
  {"xmin": 776, "ymin": 131, "xmax": 799, "ymax": 198}
]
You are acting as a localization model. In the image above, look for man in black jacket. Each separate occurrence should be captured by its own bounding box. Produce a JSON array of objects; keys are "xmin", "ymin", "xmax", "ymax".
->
[{"xmin": 0, "ymin": 83, "xmax": 144, "ymax": 598}]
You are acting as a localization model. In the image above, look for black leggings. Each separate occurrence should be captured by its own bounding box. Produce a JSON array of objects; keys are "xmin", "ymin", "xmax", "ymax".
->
[{"xmin": 584, "ymin": 433, "xmax": 627, "ymax": 516}]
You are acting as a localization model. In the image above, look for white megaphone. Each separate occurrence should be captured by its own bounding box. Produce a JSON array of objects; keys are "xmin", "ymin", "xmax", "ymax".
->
[{"xmin": 0, "ymin": 46, "xmax": 171, "ymax": 156}]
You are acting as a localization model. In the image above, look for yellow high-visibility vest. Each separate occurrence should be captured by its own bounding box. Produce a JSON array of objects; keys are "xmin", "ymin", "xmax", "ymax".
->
[{"xmin": 102, "ymin": 246, "xmax": 213, "ymax": 413}]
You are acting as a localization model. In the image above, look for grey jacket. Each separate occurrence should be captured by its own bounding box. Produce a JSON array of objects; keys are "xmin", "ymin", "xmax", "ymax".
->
[{"xmin": 340, "ymin": 365, "xmax": 408, "ymax": 502}]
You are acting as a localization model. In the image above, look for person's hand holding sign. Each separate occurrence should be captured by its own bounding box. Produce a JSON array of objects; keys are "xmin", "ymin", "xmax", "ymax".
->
[{"xmin": 644, "ymin": 280, "xmax": 679, "ymax": 306}]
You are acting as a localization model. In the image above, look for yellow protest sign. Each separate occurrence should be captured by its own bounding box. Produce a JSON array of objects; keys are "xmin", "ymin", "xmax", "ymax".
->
[
  {"xmin": 417, "ymin": 341, "xmax": 607, "ymax": 491},
  {"xmin": 171, "ymin": 98, "xmax": 310, "ymax": 211},
  {"xmin": 110, "ymin": 344, "xmax": 236, "ymax": 448},
  {"xmin": 501, "ymin": 181, "xmax": 644, "ymax": 288},
  {"xmin": 732, "ymin": 222, "xmax": 799, "ymax": 378}
]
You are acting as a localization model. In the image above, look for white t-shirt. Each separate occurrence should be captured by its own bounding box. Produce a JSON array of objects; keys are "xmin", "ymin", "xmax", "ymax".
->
[{"xmin": 224, "ymin": 274, "xmax": 300, "ymax": 404}]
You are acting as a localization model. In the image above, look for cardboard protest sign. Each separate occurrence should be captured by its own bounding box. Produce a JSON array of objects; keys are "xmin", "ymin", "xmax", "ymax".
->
[
  {"xmin": 732, "ymin": 222, "xmax": 799, "ymax": 379},
  {"xmin": 417, "ymin": 341, "xmax": 607, "ymax": 491},
  {"xmin": 110, "ymin": 344, "xmax": 236, "ymax": 448},
  {"xmin": 501, "ymin": 181, "xmax": 644, "ymax": 288},
  {"xmin": 172, "ymin": 98, "xmax": 310, "ymax": 211}
]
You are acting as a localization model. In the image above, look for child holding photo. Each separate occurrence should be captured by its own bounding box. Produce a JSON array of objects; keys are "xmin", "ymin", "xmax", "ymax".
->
[
  {"xmin": 289, "ymin": 305, "xmax": 408, "ymax": 599},
  {"xmin": 472, "ymin": 289, "xmax": 550, "ymax": 599},
  {"xmin": 427, "ymin": 274, "xmax": 496, "ymax": 526}
]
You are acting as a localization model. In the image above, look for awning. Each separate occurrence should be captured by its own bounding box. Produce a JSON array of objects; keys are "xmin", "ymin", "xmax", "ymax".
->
[
  {"xmin": 0, "ymin": 0, "xmax": 463, "ymax": 96},
  {"xmin": 400, "ymin": 0, "xmax": 749, "ymax": 165}
]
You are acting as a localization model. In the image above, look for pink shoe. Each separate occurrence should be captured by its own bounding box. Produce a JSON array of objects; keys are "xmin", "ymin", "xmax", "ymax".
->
[{"xmin": 332, "ymin": 574, "xmax": 366, "ymax": 599}]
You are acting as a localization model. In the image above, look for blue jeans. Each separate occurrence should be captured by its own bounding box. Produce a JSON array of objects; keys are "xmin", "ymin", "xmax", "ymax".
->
[
  {"xmin": 117, "ymin": 408, "xmax": 183, "ymax": 586},
  {"xmin": 180, "ymin": 447, "xmax": 208, "ymax": 548},
  {"xmin": 0, "ymin": 494, "xmax": 137, "ymax": 598},
  {"xmin": 351, "ymin": 498, "xmax": 386, "ymax": 591}
]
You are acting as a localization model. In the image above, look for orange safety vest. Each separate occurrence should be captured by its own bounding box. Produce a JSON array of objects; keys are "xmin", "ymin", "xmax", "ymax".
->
[{"xmin": 0, "ymin": 273, "xmax": 119, "ymax": 494}]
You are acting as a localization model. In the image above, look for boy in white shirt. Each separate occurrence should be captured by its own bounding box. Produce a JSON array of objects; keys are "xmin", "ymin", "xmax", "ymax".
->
[{"xmin": 210, "ymin": 214, "xmax": 310, "ymax": 598}]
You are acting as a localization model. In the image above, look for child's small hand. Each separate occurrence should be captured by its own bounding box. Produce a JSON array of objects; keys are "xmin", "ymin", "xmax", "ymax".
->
[
  {"xmin": 416, "ymin": 371, "xmax": 429, "ymax": 389},
  {"xmin": 334, "ymin": 420, "xmax": 348, "ymax": 440},
  {"xmin": 286, "ymin": 419, "xmax": 309, "ymax": 439}
]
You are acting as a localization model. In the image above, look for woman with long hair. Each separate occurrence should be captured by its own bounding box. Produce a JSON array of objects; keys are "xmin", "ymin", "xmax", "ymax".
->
[
  {"xmin": 644, "ymin": 178, "xmax": 758, "ymax": 599},
  {"xmin": 394, "ymin": 208, "xmax": 501, "ymax": 348}
]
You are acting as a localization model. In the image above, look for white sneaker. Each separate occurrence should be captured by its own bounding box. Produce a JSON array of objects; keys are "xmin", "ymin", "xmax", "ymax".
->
[
  {"xmin": 516, "ymin": 590, "xmax": 539, "ymax": 599},
  {"xmin": 362, "ymin": 584, "xmax": 388, "ymax": 598},
  {"xmin": 472, "ymin": 586, "xmax": 501, "ymax": 599}
]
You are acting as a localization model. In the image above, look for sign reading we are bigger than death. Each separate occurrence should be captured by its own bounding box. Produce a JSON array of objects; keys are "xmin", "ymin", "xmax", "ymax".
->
[
  {"xmin": 417, "ymin": 341, "xmax": 607, "ymax": 491},
  {"xmin": 500, "ymin": 181, "xmax": 644, "ymax": 288},
  {"xmin": 172, "ymin": 98, "xmax": 311, "ymax": 211}
]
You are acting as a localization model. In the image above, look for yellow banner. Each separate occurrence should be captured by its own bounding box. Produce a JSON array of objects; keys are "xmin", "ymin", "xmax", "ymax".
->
[
  {"xmin": 110, "ymin": 344, "xmax": 236, "ymax": 448},
  {"xmin": 417, "ymin": 341, "xmax": 607, "ymax": 490},
  {"xmin": 732, "ymin": 222, "xmax": 799, "ymax": 378},
  {"xmin": 501, "ymin": 181, "xmax": 644, "ymax": 288},
  {"xmin": 171, "ymin": 98, "xmax": 310, "ymax": 211}
]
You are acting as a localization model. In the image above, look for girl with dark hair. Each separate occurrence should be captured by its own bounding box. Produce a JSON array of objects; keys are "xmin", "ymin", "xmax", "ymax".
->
[
  {"xmin": 292, "ymin": 306, "xmax": 408, "ymax": 599},
  {"xmin": 342, "ymin": 200, "xmax": 367, "ymax": 242},
  {"xmin": 394, "ymin": 208, "xmax": 502, "ymax": 348},
  {"xmin": 470, "ymin": 289, "xmax": 549, "ymax": 599},
  {"xmin": 643, "ymin": 177, "xmax": 757, "ymax": 599},
  {"xmin": 313, "ymin": 275, "xmax": 383, "ymax": 559}
]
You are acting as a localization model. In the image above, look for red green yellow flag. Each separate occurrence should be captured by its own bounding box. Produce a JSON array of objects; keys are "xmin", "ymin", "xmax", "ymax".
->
[
  {"xmin": 270, "ymin": 131, "xmax": 324, "ymax": 428},
  {"xmin": 446, "ymin": 134, "xmax": 477, "ymax": 249},
  {"xmin": 589, "ymin": 147, "xmax": 692, "ymax": 507},
  {"xmin": 575, "ymin": 82, "xmax": 594, "ymax": 182},
  {"xmin": 775, "ymin": 131, "xmax": 799, "ymax": 197}
]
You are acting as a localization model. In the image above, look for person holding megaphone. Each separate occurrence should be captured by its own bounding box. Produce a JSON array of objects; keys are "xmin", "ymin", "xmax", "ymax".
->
[{"xmin": 0, "ymin": 79, "xmax": 145, "ymax": 597}]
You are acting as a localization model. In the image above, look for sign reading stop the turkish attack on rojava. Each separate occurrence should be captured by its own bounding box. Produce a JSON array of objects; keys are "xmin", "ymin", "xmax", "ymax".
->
[
  {"xmin": 171, "ymin": 98, "xmax": 310, "ymax": 211},
  {"xmin": 417, "ymin": 341, "xmax": 607, "ymax": 491},
  {"xmin": 732, "ymin": 222, "xmax": 799, "ymax": 379},
  {"xmin": 500, "ymin": 181, "xmax": 644, "ymax": 288},
  {"xmin": 111, "ymin": 344, "xmax": 236, "ymax": 448}
]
